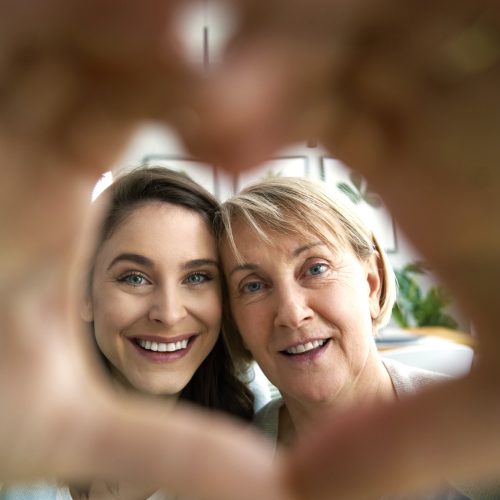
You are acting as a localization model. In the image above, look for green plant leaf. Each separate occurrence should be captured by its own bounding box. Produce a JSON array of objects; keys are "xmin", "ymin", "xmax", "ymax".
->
[
  {"xmin": 393, "ymin": 261, "xmax": 459, "ymax": 328},
  {"xmin": 391, "ymin": 303, "xmax": 409, "ymax": 327},
  {"xmin": 404, "ymin": 261, "xmax": 428, "ymax": 275},
  {"xmin": 435, "ymin": 313, "xmax": 459, "ymax": 329},
  {"xmin": 337, "ymin": 182, "xmax": 362, "ymax": 204},
  {"xmin": 395, "ymin": 270, "xmax": 421, "ymax": 305},
  {"xmin": 413, "ymin": 288, "xmax": 458, "ymax": 327}
]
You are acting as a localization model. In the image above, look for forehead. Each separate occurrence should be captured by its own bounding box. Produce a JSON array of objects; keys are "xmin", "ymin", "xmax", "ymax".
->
[
  {"xmin": 99, "ymin": 201, "xmax": 216, "ymax": 258},
  {"xmin": 221, "ymin": 216, "xmax": 344, "ymax": 263},
  {"xmin": 119, "ymin": 201, "xmax": 210, "ymax": 233}
]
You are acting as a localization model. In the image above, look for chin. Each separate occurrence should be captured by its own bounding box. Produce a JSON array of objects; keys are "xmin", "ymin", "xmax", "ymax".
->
[
  {"xmin": 128, "ymin": 377, "xmax": 185, "ymax": 398},
  {"xmin": 141, "ymin": 385, "xmax": 183, "ymax": 398}
]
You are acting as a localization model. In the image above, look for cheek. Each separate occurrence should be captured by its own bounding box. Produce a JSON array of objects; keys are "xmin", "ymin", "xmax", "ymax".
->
[
  {"xmin": 332, "ymin": 292, "xmax": 375, "ymax": 342},
  {"xmin": 333, "ymin": 277, "xmax": 372, "ymax": 314},
  {"xmin": 232, "ymin": 302, "xmax": 269, "ymax": 350},
  {"xmin": 197, "ymin": 289, "xmax": 223, "ymax": 333},
  {"xmin": 230, "ymin": 299, "xmax": 248, "ymax": 330},
  {"xmin": 92, "ymin": 289, "xmax": 140, "ymax": 341}
]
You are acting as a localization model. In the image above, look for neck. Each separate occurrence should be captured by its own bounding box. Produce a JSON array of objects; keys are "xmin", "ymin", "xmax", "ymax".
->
[{"xmin": 279, "ymin": 355, "xmax": 395, "ymax": 447}]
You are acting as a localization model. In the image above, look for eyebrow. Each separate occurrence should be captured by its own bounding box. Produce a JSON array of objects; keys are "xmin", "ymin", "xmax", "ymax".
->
[
  {"xmin": 183, "ymin": 258, "xmax": 219, "ymax": 270},
  {"xmin": 228, "ymin": 241, "xmax": 325, "ymax": 277},
  {"xmin": 228, "ymin": 263, "xmax": 259, "ymax": 278},
  {"xmin": 107, "ymin": 254, "xmax": 218, "ymax": 272},
  {"xmin": 107, "ymin": 253, "xmax": 153, "ymax": 271},
  {"xmin": 293, "ymin": 241, "xmax": 325, "ymax": 256}
]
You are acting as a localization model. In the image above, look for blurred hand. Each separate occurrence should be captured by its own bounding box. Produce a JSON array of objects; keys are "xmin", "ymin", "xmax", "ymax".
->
[
  {"xmin": 182, "ymin": 0, "xmax": 500, "ymax": 497},
  {"xmin": 0, "ymin": 2, "xmax": 291, "ymax": 499},
  {"xmin": 3, "ymin": 0, "xmax": 500, "ymax": 498}
]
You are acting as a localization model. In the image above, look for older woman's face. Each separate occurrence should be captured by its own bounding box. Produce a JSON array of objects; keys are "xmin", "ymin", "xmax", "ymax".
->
[
  {"xmin": 85, "ymin": 201, "xmax": 221, "ymax": 397},
  {"xmin": 221, "ymin": 220, "xmax": 382, "ymax": 405}
]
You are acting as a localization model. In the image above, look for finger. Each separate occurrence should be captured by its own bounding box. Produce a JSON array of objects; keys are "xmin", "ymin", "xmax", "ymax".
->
[
  {"xmin": 50, "ymin": 393, "xmax": 293, "ymax": 500},
  {"xmin": 182, "ymin": 43, "xmax": 303, "ymax": 170},
  {"xmin": 178, "ymin": 0, "xmax": 380, "ymax": 171},
  {"xmin": 289, "ymin": 371, "xmax": 500, "ymax": 499},
  {"xmin": 0, "ymin": 0, "xmax": 201, "ymax": 179},
  {"xmin": 322, "ymin": 35, "xmax": 500, "ymax": 347},
  {"xmin": 0, "ymin": 228, "xmax": 292, "ymax": 500},
  {"xmin": 0, "ymin": 138, "xmax": 291, "ymax": 500},
  {"xmin": 181, "ymin": 37, "xmax": 342, "ymax": 172}
]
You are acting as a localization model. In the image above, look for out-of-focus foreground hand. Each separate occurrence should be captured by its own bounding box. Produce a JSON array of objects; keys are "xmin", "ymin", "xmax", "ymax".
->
[
  {"xmin": 184, "ymin": 0, "xmax": 500, "ymax": 497},
  {"xmin": 0, "ymin": 2, "xmax": 291, "ymax": 499}
]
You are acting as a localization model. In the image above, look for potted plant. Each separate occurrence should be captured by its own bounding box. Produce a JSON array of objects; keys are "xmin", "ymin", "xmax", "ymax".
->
[{"xmin": 392, "ymin": 261, "xmax": 459, "ymax": 329}]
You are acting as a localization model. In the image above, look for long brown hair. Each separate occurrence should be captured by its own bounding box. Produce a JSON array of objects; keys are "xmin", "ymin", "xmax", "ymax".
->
[{"xmin": 90, "ymin": 166, "xmax": 254, "ymax": 420}]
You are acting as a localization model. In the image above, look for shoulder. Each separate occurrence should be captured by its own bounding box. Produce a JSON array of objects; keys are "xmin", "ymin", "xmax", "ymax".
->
[
  {"xmin": 382, "ymin": 358, "xmax": 452, "ymax": 399},
  {"xmin": 253, "ymin": 397, "xmax": 284, "ymax": 443}
]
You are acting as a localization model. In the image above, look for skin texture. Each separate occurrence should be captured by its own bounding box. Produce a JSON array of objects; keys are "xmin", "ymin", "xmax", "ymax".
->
[
  {"xmin": 222, "ymin": 221, "xmax": 395, "ymax": 447},
  {"xmin": 86, "ymin": 202, "xmax": 221, "ymax": 398},
  {"xmin": 222, "ymin": 223, "xmax": 389, "ymax": 406}
]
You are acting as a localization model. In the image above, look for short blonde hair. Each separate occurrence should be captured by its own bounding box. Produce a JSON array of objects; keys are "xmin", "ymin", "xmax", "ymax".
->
[{"xmin": 216, "ymin": 177, "xmax": 396, "ymax": 362}]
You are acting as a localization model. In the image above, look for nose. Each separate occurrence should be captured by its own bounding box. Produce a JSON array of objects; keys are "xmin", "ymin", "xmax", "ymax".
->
[
  {"xmin": 274, "ymin": 284, "xmax": 313, "ymax": 330},
  {"xmin": 148, "ymin": 286, "xmax": 187, "ymax": 326}
]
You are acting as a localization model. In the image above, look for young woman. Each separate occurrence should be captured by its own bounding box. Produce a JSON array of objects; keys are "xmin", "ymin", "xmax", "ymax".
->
[
  {"xmin": 2, "ymin": 166, "xmax": 253, "ymax": 500},
  {"xmin": 82, "ymin": 166, "xmax": 253, "ymax": 417}
]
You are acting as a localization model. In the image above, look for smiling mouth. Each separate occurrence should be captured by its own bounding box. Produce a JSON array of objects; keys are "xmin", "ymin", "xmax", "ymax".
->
[
  {"xmin": 281, "ymin": 338, "xmax": 330, "ymax": 356},
  {"xmin": 134, "ymin": 337, "xmax": 193, "ymax": 353}
]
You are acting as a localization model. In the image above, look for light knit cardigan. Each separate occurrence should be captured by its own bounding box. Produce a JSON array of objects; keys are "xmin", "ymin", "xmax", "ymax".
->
[
  {"xmin": 254, "ymin": 358, "xmax": 496, "ymax": 500},
  {"xmin": 254, "ymin": 358, "xmax": 450, "ymax": 443}
]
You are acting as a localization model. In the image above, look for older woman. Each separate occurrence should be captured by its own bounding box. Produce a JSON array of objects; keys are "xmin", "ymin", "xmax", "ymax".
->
[{"xmin": 217, "ymin": 176, "xmax": 470, "ymax": 499}]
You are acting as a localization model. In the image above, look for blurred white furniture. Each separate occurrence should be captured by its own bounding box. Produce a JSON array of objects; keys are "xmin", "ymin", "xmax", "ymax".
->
[{"xmin": 378, "ymin": 328, "xmax": 475, "ymax": 377}]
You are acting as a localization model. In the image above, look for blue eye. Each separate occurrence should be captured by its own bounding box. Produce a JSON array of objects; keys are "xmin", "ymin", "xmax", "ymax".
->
[
  {"xmin": 184, "ymin": 272, "xmax": 212, "ymax": 285},
  {"xmin": 241, "ymin": 281, "xmax": 264, "ymax": 294},
  {"xmin": 118, "ymin": 273, "xmax": 149, "ymax": 287},
  {"xmin": 307, "ymin": 263, "xmax": 328, "ymax": 276}
]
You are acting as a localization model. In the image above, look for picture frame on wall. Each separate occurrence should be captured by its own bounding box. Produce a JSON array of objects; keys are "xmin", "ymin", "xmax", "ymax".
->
[
  {"xmin": 235, "ymin": 156, "xmax": 309, "ymax": 191},
  {"xmin": 321, "ymin": 157, "xmax": 398, "ymax": 253},
  {"xmin": 141, "ymin": 154, "xmax": 230, "ymax": 199}
]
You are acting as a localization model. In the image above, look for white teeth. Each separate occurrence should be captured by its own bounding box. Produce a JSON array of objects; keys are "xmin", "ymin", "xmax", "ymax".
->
[
  {"xmin": 285, "ymin": 339, "xmax": 326, "ymax": 355},
  {"xmin": 138, "ymin": 339, "xmax": 189, "ymax": 352}
]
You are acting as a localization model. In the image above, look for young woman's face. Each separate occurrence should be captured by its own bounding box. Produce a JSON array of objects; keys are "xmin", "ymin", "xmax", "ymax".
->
[
  {"xmin": 85, "ymin": 201, "xmax": 221, "ymax": 397},
  {"xmin": 221, "ymin": 219, "xmax": 382, "ymax": 406}
]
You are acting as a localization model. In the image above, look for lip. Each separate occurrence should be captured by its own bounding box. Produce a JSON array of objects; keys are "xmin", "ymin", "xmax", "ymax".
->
[
  {"xmin": 128, "ymin": 334, "xmax": 198, "ymax": 363},
  {"xmin": 278, "ymin": 338, "xmax": 331, "ymax": 362},
  {"xmin": 278, "ymin": 337, "xmax": 331, "ymax": 352},
  {"xmin": 131, "ymin": 333, "xmax": 195, "ymax": 343}
]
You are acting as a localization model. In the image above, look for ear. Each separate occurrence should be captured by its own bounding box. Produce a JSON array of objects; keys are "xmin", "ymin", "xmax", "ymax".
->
[
  {"xmin": 364, "ymin": 252, "xmax": 383, "ymax": 320},
  {"xmin": 80, "ymin": 293, "xmax": 94, "ymax": 323}
]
